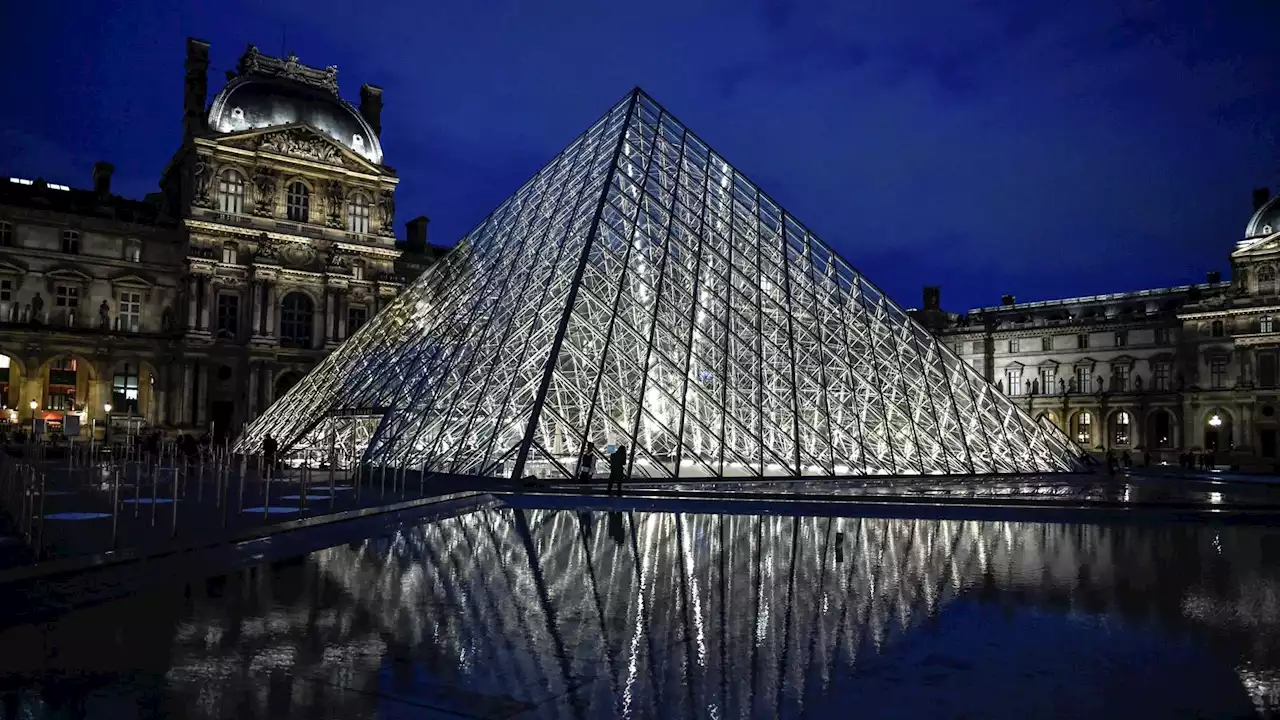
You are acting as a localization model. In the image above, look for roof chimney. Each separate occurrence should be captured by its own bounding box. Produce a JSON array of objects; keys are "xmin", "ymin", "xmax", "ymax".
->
[
  {"xmin": 360, "ymin": 84, "xmax": 383, "ymax": 137},
  {"xmin": 1001, "ymin": 294, "xmax": 1016, "ymax": 306},
  {"xmin": 184, "ymin": 38, "xmax": 211, "ymax": 141},
  {"xmin": 92, "ymin": 161, "xmax": 114, "ymax": 196},
  {"xmin": 923, "ymin": 285, "xmax": 940, "ymax": 311},
  {"xmin": 1254, "ymin": 188, "xmax": 1271, "ymax": 212},
  {"xmin": 404, "ymin": 216, "xmax": 429, "ymax": 253}
]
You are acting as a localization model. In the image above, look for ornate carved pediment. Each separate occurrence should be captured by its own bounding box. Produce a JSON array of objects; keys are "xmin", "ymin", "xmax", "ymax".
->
[
  {"xmin": 1073, "ymin": 356, "xmax": 1096, "ymax": 367},
  {"xmin": 237, "ymin": 45, "xmax": 339, "ymax": 95},
  {"xmin": 279, "ymin": 242, "xmax": 318, "ymax": 268},
  {"xmin": 45, "ymin": 267, "xmax": 93, "ymax": 294},
  {"xmin": 1110, "ymin": 355, "xmax": 1136, "ymax": 368},
  {"xmin": 257, "ymin": 128, "xmax": 347, "ymax": 167},
  {"xmin": 1036, "ymin": 358, "xmax": 1059, "ymax": 369},
  {"xmin": 0, "ymin": 256, "xmax": 28, "ymax": 278}
]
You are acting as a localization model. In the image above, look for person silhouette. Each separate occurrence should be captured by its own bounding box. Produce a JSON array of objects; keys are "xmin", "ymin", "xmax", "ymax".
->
[{"xmin": 608, "ymin": 445, "xmax": 628, "ymax": 495}]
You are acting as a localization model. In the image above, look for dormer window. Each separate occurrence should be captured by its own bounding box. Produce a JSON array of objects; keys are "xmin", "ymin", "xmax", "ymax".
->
[
  {"xmin": 353, "ymin": 134, "xmax": 365, "ymax": 152},
  {"xmin": 217, "ymin": 169, "xmax": 245, "ymax": 214},
  {"xmin": 124, "ymin": 240, "xmax": 141, "ymax": 263},
  {"xmin": 347, "ymin": 192, "xmax": 371, "ymax": 234},
  {"xmin": 61, "ymin": 230, "xmax": 80, "ymax": 254},
  {"xmin": 286, "ymin": 181, "xmax": 310, "ymax": 223}
]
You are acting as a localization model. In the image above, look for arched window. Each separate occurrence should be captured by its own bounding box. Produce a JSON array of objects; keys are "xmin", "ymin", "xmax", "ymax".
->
[
  {"xmin": 1073, "ymin": 412, "xmax": 1092, "ymax": 445},
  {"xmin": 217, "ymin": 169, "xmax": 245, "ymax": 214},
  {"xmin": 112, "ymin": 364, "xmax": 140, "ymax": 415},
  {"xmin": 280, "ymin": 292, "xmax": 314, "ymax": 348},
  {"xmin": 1112, "ymin": 411, "xmax": 1131, "ymax": 445},
  {"xmin": 286, "ymin": 181, "xmax": 310, "ymax": 223},
  {"xmin": 347, "ymin": 193, "xmax": 371, "ymax": 234},
  {"xmin": 1259, "ymin": 266, "xmax": 1275, "ymax": 295}
]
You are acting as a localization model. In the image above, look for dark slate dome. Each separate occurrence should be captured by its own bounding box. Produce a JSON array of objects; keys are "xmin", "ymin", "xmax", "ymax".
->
[
  {"xmin": 207, "ymin": 76, "xmax": 383, "ymax": 165},
  {"xmin": 1246, "ymin": 194, "xmax": 1280, "ymax": 239}
]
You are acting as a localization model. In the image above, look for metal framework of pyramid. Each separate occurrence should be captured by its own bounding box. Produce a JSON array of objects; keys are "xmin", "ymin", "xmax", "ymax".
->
[{"xmin": 236, "ymin": 89, "xmax": 1085, "ymax": 480}]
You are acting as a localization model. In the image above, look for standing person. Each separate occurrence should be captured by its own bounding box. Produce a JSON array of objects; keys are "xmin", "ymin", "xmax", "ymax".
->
[
  {"xmin": 579, "ymin": 447, "xmax": 597, "ymax": 484},
  {"xmin": 263, "ymin": 434, "xmax": 278, "ymax": 477},
  {"xmin": 608, "ymin": 445, "xmax": 628, "ymax": 495},
  {"xmin": 1122, "ymin": 450, "xmax": 1132, "ymax": 469}
]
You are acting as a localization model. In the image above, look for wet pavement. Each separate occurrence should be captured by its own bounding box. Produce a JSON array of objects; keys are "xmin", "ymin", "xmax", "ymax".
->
[{"xmin": 1, "ymin": 493, "xmax": 1279, "ymax": 718}]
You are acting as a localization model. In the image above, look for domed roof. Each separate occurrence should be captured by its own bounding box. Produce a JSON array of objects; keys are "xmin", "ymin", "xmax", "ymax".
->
[
  {"xmin": 207, "ymin": 54, "xmax": 383, "ymax": 165},
  {"xmin": 1246, "ymin": 194, "xmax": 1280, "ymax": 239}
]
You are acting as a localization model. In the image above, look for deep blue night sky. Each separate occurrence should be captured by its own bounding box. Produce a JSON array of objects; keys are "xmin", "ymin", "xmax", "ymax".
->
[{"xmin": 2, "ymin": 0, "xmax": 1278, "ymax": 312}]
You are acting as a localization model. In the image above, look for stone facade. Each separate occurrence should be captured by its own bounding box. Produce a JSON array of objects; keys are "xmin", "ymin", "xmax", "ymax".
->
[
  {"xmin": 914, "ymin": 189, "xmax": 1280, "ymax": 468},
  {"xmin": 0, "ymin": 38, "xmax": 443, "ymax": 442}
]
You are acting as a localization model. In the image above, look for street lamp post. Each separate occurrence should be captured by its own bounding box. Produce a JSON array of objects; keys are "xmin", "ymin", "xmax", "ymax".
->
[{"xmin": 104, "ymin": 403, "xmax": 112, "ymax": 450}]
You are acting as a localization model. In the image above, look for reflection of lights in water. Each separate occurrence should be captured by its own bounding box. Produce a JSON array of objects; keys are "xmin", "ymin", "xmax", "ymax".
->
[
  {"xmin": 1213, "ymin": 533, "xmax": 1222, "ymax": 554},
  {"xmin": 1123, "ymin": 486, "xmax": 1132, "ymax": 503},
  {"xmin": 1209, "ymin": 492, "xmax": 1224, "ymax": 504}
]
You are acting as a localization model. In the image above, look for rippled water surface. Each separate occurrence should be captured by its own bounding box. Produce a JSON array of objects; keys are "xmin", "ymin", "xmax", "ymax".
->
[{"xmin": 3, "ymin": 499, "xmax": 1279, "ymax": 718}]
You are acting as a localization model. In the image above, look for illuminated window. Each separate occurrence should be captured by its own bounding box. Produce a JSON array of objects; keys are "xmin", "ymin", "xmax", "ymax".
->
[
  {"xmin": 117, "ymin": 291, "xmax": 141, "ymax": 332},
  {"xmin": 1113, "ymin": 411, "xmax": 1131, "ymax": 445},
  {"xmin": 1077, "ymin": 333, "xmax": 1089, "ymax": 349},
  {"xmin": 347, "ymin": 193, "xmax": 371, "ymax": 234},
  {"xmin": 112, "ymin": 364, "xmax": 139, "ymax": 414},
  {"xmin": 1075, "ymin": 366, "xmax": 1091, "ymax": 393},
  {"xmin": 221, "ymin": 242, "xmax": 238, "ymax": 264},
  {"xmin": 1263, "ymin": 316, "xmax": 1274, "ymax": 333},
  {"xmin": 352, "ymin": 263, "xmax": 364, "ymax": 281},
  {"xmin": 1040, "ymin": 368, "xmax": 1056, "ymax": 394},
  {"xmin": 217, "ymin": 169, "xmax": 245, "ymax": 214},
  {"xmin": 0, "ymin": 221, "xmax": 11, "ymax": 246},
  {"xmin": 1210, "ymin": 356, "xmax": 1227, "ymax": 389},
  {"xmin": 61, "ymin": 230, "xmax": 79, "ymax": 254},
  {"xmin": 124, "ymin": 240, "xmax": 141, "ymax": 263},
  {"xmin": 1152, "ymin": 362, "xmax": 1171, "ymax": 391},
  {"xmin": 1211, "ymin": 320, "xmax": 1225, "ymax": 338},
  {"xmin": 347, "ymin": 305, "xmax": 368, "ymax": 335},
  {"xmin": 1041, "ymin": 336, "xmax": 1052, "ymax": 351},
  {"xmin": 280, "ymin": 292, "xmax": 314, "ymax": 348},
  {"xmin": 1074, "ymin": 412, "xmax": 1092, "ymax": 444},
  {"xmin": 1005, "ymin": 367, "xmax": 1022, "ymax": 395},
  {"xmin": 286, "ymin": 181, "xmax": 310, "ymax": 222}
]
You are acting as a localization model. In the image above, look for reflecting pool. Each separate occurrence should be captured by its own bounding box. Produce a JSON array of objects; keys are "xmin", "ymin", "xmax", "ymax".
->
[{"xmin": 2, "ymin": 499, "xmax": 1279, "ymax": 718}]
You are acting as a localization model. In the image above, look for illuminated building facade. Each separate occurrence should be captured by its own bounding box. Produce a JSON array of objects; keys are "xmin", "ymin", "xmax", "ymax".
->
[
  {"xmin": 916, "ymin": 189, "xmax": 1280, "ymax": 466},
  {"xmin": 239, "ymin": 89, "xmax": 1082, "ymax": 479}
]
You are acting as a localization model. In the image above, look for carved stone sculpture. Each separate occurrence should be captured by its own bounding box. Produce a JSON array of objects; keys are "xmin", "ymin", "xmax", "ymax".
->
[
  {"xmin": 378, "ymin": 189, "xmax": 395, "ymax": 235},
  {"xmin": 30, "ymin": 293, "xmax": 43, "ymax": 324},
  {"xmin": 252, "ymin": 166, "xmax": 279, "ymax": 217},
  {"xmin": 259, "ymin": 130, "xmax": 345, "ymax": 166},
  {"xmin": 326, "ymin": 180, "xmax": 345, "ymax": 228},
  {"xmin": 256, "ymin": 234, "xmax": 280, "ymax": 262},
  {"xmin": 192, "ymin": 159, "xmax": 213, "ymax": 207},
  {"xmin": 99, "ymin": 300, "xmax": 110, "ymax": 330}
]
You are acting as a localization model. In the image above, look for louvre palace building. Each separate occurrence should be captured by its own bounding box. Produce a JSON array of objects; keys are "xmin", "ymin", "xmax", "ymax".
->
[
  {"xmin": 0, "ymin": 38, "xmax": 442, "ymax": 442},
  {"xmin": 913, "ymin": 188, "xmax": 1280, "ymax": 468}
]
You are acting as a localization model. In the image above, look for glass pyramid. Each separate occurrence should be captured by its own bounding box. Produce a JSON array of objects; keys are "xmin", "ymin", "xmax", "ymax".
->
[{"xmin": 236, "ymin": 89, "xmax": 1085, "ymax": 480}]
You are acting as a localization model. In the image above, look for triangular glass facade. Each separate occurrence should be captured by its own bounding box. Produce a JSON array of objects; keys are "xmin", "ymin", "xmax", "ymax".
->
[{"xmin": 237, "ymin": 89, "xmax": 1084, "ymax": 479}]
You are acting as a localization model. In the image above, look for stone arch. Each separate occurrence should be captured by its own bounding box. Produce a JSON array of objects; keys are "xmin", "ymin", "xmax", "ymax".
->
[
  {"xmin": 272, "ymin": 369, "xmax": 303, "ymax": 402},
  {"xmin": 0, "ymin": 347, "xmax": 25, "ymax": 414},
  {"xmin": 1104, "ymin": 407, "xmax": 1137, "ymax": 448},
  {"xmin": 1067, "ymin": 409, "xmax": 1096, "ymax": 447},
  {"xmin": 278, "ymin": 288, "xmax": 319, "ymax": 349},
  {"xmin": 1144, "ymin": 407, "xmax": 1178, "ymax": 450},
  {"xmin": 106, "ymin": 358, "xmax": 160, "ymax": 420},
  {"xmin": 1201, "ymin": 407, "xmax": 1234, "ymax": 453}
]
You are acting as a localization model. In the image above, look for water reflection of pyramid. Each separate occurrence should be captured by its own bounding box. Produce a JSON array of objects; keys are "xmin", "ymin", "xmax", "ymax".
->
[{"xmin": 236, "ymin": 89, "xmax": 1084, "ymax": 480}]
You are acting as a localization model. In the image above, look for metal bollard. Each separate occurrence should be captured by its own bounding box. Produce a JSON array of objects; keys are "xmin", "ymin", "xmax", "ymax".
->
[
  {"xmin": 35, "ymin": 473, "xmax": 46, "ymax": 557},
  {"xmin": 111, "ymin": 467, "xmax": 120, "ymax": 550},
  {"xmin": 171, "ymin": 464, "xmax": 179, "ymax": 539},
  {"xmin": 151, "ymin": 458, "xmax": 159, "ymax": 528},
  {"xmin": 263, "ymin": 462, "xmax": 273, "ymax": 520}
]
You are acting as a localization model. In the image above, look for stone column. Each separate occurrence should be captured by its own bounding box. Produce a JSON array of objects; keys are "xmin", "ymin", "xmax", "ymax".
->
[
  {"xmin": 198, "ymin": 277, "xmax": 212, "ymax": 331},
  {"xmin": 247, "ymin": 361, "xmax": 260, "ymax": 419},
  {"xmin": 196, "ymin": 363, "xmax": 208, "ymax": 427},
  {"xmin": 337, "ymin": 294, "xmax": 348, "ymax": 341},
  {"xmin": 181, "ymin": 363, "xmax": 194, "ymax": 426},
  {"xmin": 250, "ymin": 281, "xmax": 263, "ymax": 336},
  {"xmin": 186, "ymin": 277, "xmax": 198, "ymax": 330},
  {"xmin": 324, "ymin": 290, "xmax": 335, "ymax": 344},
  {"xmin": 264, "ymin": 284, "xmax": 276, "ymax": 338},
  {"xmin": 155, "ymin": 364, "xmax": 168, "ymax": 427}
]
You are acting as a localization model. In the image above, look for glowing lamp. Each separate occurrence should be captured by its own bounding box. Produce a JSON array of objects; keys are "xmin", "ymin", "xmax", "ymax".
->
[
  {"xmin": 104, "ymin": 403, "xmax": 112, "ymax": 414},
  {"xmin": 1209, "ymin": 414, "xmax": 1222, "ymax": 428},
  {"xmin": 29, "ymin": 399, "xmax": 37, "ymax": 411}
]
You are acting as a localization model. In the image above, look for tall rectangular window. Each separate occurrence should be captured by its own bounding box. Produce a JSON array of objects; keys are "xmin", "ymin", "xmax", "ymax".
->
[
  {"xmin": 0, "ymin": 221, "xmax": 11, "ymax": 246},
  {"xmin": 1210, "ymin": 357, "xmax": 1228, "ymax": 389},
  {"xmin": 1154, "ymin": 327, "xmax": 1170, "ymax": 345},
  {"xmin": 61, "ymin": 230, "xmax": 79, "ymax": 254},
  {"xmin": 1153, "ymin": 362, "xmax": 1171, "ymax": 391},
  {"xmin": 1005, "ymin": 368, "xmax": 1022, "ymax": 395},
  {"xmin": 1008, "ymin": 338, "xmax": 1019, "ymax": 353},
  {"xmin": 112, "ymin": 364, "xmax": 139, "ymax": 414},
  {"xmin": 347, "ymin": 305, "xmax": 368, "ymax": 335},
  {"xmin": 1077, "ymin": 333, "xmax": 1089, "ymax": 349},
  {"xmin": 971, "ymin": 340, "xmax": 982, "ymax": 354},
  {"xmin": 1114, "ymin": 330, "xmax": 1127, "ymax": 347},
  {"xmin": 1112, "ymin": 365, "xmax": 1130, "ymax": 391},
  {"xmin": 1260, "ymin": 353, "xmax": 1278, "ymax": 388},
  {"xmin": 216, "ymin": 293, "xmax": 239, "ymax": 339},
  {"xmin": 0, "ymin": 278, "xmax": 11, "ymax": 302},
  {"xmin": 124, "ymin": 241, "xmax": 141, "ymax": 263},
  {"xmin": 1075, "ymin": 367, "xmax": 1091, "ymax": 393},
  {"xmin": 1041, "ymin": 336, "xmax": 1053, "ymax": 351},
  {"xmin": 117, "ymin": 291, "xmax": 141, "ymax": 332},
  {"xmin": 1040, "ymin": 368, "xmax": 1056, "ymax": 395},
  {"xmin": 1263, "ymin": 316, "xmax": 1274, "ymax": 334}
]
